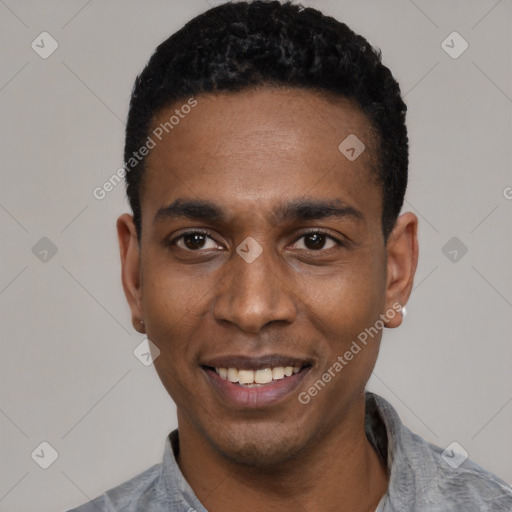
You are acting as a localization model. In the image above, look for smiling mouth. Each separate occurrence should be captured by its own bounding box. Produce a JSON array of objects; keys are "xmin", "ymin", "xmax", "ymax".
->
[
  {"xmin": 204, "ymin": 365, "xmax": 310, "ymax": 387},
  {"xmin": 201, "ymin": 358, "xmax": 312, "ymax": 407}
]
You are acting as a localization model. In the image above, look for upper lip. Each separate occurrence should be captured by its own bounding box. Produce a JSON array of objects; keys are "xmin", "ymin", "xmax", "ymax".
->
[{"xmin": 201, "ymin": 354, "xmax": 313, "ymax": 371}]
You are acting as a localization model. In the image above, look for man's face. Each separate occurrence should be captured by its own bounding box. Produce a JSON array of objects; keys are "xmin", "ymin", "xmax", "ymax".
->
[{"xmin": 122, "ymin": 87, "xmax": 404, "ymax": 466}]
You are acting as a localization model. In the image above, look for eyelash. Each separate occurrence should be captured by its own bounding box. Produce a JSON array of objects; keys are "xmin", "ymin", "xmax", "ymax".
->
[{"xmin": 168, "ymin": 229, "xmax": 344, "ymax": 252}]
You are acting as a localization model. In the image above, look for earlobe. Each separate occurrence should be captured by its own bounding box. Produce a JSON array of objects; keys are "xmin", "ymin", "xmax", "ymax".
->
[
  {"xmin": 117, "ymin": 213, "xmax": 144, "ymax": 333},
  {"xmin": 383, "ymin": 212, "xmax": 419, "ymax": 329}
]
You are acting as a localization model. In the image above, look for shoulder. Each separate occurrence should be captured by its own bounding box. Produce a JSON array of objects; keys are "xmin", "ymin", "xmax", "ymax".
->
[
  {"xmin": 66, "ymin": 463, "xmax": 162, "ymax": 512},
  {"xmin": 424, "ymin": 438, "xmax": 512, "ymax": 510},
  {"xmin": 398, "ymin": 424, "xmax": 512, "ymax": 511},
  {"xmin": 368, "ymin": 393, "xmax": 512, "ymax": 511}
]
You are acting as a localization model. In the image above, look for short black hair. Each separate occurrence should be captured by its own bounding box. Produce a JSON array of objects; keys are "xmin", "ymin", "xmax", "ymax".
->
[{"xmin": 124, "ymin": 0, "xmax": 408, "ymax": 241}]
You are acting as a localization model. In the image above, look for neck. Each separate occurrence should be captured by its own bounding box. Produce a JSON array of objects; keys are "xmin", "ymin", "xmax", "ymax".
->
[{"xmin": 176, "ymin": 400, "xmax": 388, "ymax": 512}]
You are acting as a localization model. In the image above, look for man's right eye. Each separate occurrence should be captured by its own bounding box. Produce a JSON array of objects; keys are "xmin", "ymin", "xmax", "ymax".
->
[{"xmin": 169, "ymin": 230, "xmax": 223, "ymax": 251}]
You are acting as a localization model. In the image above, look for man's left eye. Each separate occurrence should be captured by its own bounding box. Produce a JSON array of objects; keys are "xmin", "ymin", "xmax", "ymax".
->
[{"xmin": 290, "ymin": 231, "xmax": 341, "ymax": 251}]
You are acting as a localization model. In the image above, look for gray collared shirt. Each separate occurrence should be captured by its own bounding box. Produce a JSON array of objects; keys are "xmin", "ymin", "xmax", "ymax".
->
[{"xmin": 68, "ymin": 392, "xmax": 512, "ymax": 511}]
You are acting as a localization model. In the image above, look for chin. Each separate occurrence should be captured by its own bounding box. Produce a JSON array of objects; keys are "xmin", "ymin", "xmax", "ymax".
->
[{"xmin": 210, "ymin": 421, "xmax": 309, "ymax": 468}]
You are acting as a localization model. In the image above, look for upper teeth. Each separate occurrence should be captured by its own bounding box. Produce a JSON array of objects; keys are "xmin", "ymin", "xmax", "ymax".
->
[{"xmin": 216, "ymin": 366, "xmax": 301, "ymax": 385}]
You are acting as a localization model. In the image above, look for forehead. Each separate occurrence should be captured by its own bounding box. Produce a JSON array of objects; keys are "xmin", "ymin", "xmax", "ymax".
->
[{"xmin": 141, "ymin": 87, "xmax": 381, "ymax": 224}]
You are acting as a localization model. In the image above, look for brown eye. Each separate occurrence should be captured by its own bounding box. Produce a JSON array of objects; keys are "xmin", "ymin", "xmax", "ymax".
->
[
  {"xmin": 182, "ymin": 232, "xmax": 207, "ymax": 250},
  {"xmin": 170, "ymin": 231, "xmax": 222, "ymax": 251},
  {"xmin": 291, "ymin": 231, "xmax": 340, "ymax": 251},
  {"xmin": 304, "ymin": 233, "xmax": 327, "ymax": 250}
]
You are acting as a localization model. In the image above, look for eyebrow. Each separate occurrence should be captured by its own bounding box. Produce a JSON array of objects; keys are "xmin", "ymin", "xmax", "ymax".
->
[{"xmin": 153, "ymin": 197, "xmax": 363, "ymax": 226}]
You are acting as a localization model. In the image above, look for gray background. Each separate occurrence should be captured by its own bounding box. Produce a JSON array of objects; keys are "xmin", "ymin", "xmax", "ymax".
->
[{"xmin": 0, "ymin": 0, "xmax": 511, "ymax": 510}]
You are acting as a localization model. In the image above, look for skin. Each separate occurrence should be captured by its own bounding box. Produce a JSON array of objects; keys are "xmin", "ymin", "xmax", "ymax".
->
[{"xmin": 117, "ymin": 87, "xmax": 418, "ymax": 512}]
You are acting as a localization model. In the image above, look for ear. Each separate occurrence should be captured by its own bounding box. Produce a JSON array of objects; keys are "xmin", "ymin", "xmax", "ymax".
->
[
  {"xmin": 117, "ymin": 213, "xmax": 145, "ymax": 333},
  {"xmin": 384, "ymin": 212, "xmax": 419, "ymax": 328}
]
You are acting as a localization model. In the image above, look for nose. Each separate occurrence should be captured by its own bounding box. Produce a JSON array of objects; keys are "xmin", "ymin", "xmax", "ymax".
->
[{"xmin": 212, "ymin": 245, "xmax": 297, "ymax": 334}]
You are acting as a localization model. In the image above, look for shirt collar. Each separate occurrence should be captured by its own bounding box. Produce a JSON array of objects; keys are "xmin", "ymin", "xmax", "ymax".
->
[
  {"xmin": 365, "ymin": 392, "xmax": 438, "ymax": 510},
  {"xmin": 161, "ymin": 430, "xmax": 209, "ymax": 512}
]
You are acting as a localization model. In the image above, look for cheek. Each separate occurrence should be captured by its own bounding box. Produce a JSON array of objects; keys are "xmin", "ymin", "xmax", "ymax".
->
[
  {"xmin": 145, "ymin": 279, "xmax": 202, "ymax": 410},
  {"xmin": 303, "ymin": 270, "xmax": 384, "ymax": 407},
  {"xmin": 302, "ymin": 255, "xmax": 386, "ymax": 342},
  {"xmin": 141, "ymin": 265, "xmax": 207, "ymax": 376},
  {"xmin": 142, "ymin": 253, "xmax": 213, "ymax": 323}
]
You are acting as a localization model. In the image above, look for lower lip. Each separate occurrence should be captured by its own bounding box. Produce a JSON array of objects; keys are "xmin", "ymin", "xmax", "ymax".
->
[{"xmin": 203, "ymin": 367, "xmax": 310, "ymax": 408}]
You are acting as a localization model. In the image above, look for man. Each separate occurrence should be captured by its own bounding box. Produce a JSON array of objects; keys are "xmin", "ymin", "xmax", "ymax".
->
[{"xmin": 69, "ymin": 1, "xmax": 512, "ymax": 510}]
